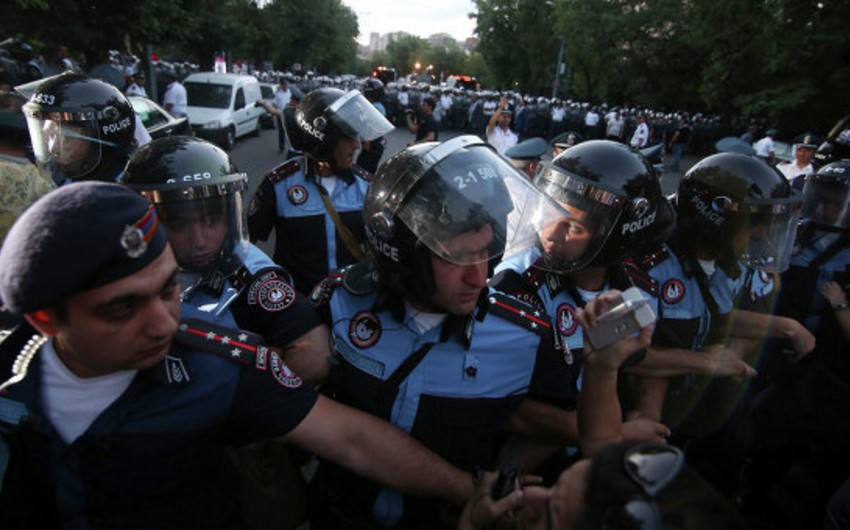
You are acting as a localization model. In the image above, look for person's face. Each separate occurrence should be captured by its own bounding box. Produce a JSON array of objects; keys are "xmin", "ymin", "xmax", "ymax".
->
[
  {"xmin": 499, "ymin": 112, "xmax": 512, "ymax": 129},
  {"xmin": 421, "ymin": 101, "xmax": 433, "ymax": 115},
  {"xmin": 539, "ymin": 203, "xmax": 594, "ymax": 264},
  {"xmin": 333, "ymin": 135, "xmax": 361, "ymax": 169},
  {"xmin": 44, "ymin": 120, "xmax": 91, "ymax": 172},
  {"xmin": 161, "ymin": 202, "xmax": 229, "ymax": 270},
  {"xmin": 135, "ymin": 76, "xmax": 146, "ymax": 86},
  {"xmin": 428, "ymin": 224, "xmax": 493, "ymax": 315},
  {"xmin": 31, "ymin": 246, "xmax": 181, "ymax": 378},
  {"xmin": 796, "ymin": 146, "xmax": 814, "ymax": 165}
]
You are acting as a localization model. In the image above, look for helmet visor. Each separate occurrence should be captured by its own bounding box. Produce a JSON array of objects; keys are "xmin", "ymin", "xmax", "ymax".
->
[
  {"xmin": 327, "ymin": 89, "xmax": 394, "ymax": 142},
  {"xmin": 25, "ymin": 114, "xmax": 104, "ymax": 182},
  {"xmin": 801, "ymin": 177, "xmax": 850, "ymax": 229},
  {"xmin": 138, "ymin": 177, "xmax": 248, "ymax": 273},
  {"xmin": 509, "ymin": 162, "xmax": 624, "ymax": 272},
  {"xmin": 393, "ymin": 142, "xmax": 543, "ymax": 265},
  {"xmin": 741, "ymin": 197, "xmax": 802, "ymax": 273}
]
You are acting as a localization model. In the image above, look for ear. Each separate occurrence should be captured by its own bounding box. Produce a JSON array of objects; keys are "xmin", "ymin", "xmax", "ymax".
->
[{"xmin": 24, "ymin": 309, "xmax": 59, "ymax": 337}]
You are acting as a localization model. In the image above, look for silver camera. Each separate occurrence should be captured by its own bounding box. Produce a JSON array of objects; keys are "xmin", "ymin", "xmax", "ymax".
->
[{"xmin": 585, "ymin": 287, "xmax": 657, "ymax": 350}]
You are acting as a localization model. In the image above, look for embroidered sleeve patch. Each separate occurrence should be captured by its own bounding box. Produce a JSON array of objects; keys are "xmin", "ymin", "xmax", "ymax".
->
[{"xmin": 248, "ymin": 271, "xmax": 296, "ymax": 312}]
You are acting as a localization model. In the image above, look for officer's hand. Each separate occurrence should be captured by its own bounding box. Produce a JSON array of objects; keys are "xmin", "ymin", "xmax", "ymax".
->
[
  {"xmin": 701, "ymin": 343, "xmax": 756, "ymax": 381},
  {"xmin": 578, "ymin": 290, "xmax": 652, "ymax": 370},
  {"xmin": 621, "ymin": 417, "xmax": 671, "ymax": 445},
  {"xmin": 782, "ymin": 318, "xmax": 815, "ymax": 362},
  {"xmin": 821, "ymin": 280, "xmax": 848, "ymax": 306},
  {"xmin": 457, "ymin": 470, "xmax": 526, "ymax": 530}
]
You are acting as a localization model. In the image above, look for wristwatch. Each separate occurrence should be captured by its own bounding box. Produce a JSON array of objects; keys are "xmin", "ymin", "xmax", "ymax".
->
[{"xmin": 833, "ymin": 302, "xmax": 849, "ymax": 312}]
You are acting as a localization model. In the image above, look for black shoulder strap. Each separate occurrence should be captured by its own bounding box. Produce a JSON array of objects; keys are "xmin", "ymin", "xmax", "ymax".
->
[
  {"xmin": 375, "ymin": 343, "xmax": 434, "ymax": 418},
  {"xmin": 485, "ymin": 291, "xmax": 552, "ymax": 338}
]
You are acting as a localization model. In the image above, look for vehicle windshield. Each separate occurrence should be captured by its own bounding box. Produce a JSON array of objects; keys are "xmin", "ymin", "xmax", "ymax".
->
[{"xmin": 185, "ymin": 82, "xmax": 232, "ymax": 109}]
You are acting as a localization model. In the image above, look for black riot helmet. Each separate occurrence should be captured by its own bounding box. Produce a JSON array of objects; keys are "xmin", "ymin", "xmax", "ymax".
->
[
  {"xmin": 801, "ymin": 159, "xmax": 850, "ymax": 230},
  {"xmin": 677, "ymin": 152, "xmax": 802, "ymax": 272},
  {"xmin": 515, "ymin": 140, "xmax": 676, "ymax": 272},
  {"xmin": 122, "ymin": 136, "xmax": 248, "ymax": 275},
  {"xmin": 22, "ymin": 72, "xmax": 136, "ymax": 184},
  {"xmin": 814, "ymin": 115, "xmax": 850, "ymax": 167},
  {"xmin": 285, "ymin": 87, "xmax": 393, "ymax": 164},
  {"xmin": 364, "ymin": 135, "xmax": 540, "ymax": 310},
  {"xmin": 362, "ymin": 78, "xmax": 385, "ymax": 103}
]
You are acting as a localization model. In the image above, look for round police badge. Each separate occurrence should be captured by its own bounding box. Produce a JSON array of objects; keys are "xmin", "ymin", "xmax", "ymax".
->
[
  {"xmin": 556, "ymin": 303, "xmax": 579, "ymax": 337},
  {"xmin": 257, "ymin": 277, "xmax": 296, "ymax": 312},
  {"xmin": 661, "ymin": 278, "xmax": 686, "ymax": 304},
  {"xmin": 120, "ymin": 225, "xmax": 147, "ymax": 258},
  {"xmin": 269, "ymin": 351, "xmax": 303, "ymax": 388},
  {"xmin": 287, "ymin": 185, "xmax": 309, "ymax": 205},
  {"xmin": 349, "ymin": 310, "xmax": 381, "ymax": 349}
]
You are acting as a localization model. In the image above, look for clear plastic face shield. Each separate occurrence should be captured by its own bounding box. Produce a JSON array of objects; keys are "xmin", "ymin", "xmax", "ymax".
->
[
  {"xmin": 508, "ymin": 162, "xmax": 624, "ymax": 272},
  {"xmin": 136, "ymin": 175, "xmax": 248, "ymax": 273},
  {"xmin": 738, "ymin": 197, "xmax": 802, "ymax": 273},
  {"xmin": 24, "ymin": 107, "xmax": 107, "ymax": 182},
  {"xmin": 326, "ymin": 89, "xmax": 394, "ymax": 142},
  {"xmin": 801, "ymin": 173, "xmax": 850, "ymax": 230},
  {"xmin": 366, "ymin": 136, "xmax": 546, "ymax": 266}
]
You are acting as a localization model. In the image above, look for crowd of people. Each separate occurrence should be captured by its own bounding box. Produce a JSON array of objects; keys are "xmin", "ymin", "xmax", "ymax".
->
[{"xmin": 2, "ymin": 48, "xmax": 850, "ymax": 530}]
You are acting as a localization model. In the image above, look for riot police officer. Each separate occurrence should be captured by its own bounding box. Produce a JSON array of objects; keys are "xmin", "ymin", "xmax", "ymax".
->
[
  {"xmin": 22, "ymin": 72, "xmax": 137, "ymax": 184},
  {"xmin": 247, "ymin": 87, "xmax": 394, "ymax": 294},
  {"xmin": 308, "ymin": 135, "xmax": 576, "ymax": 529},
  {"xmin": 355, "ymin": 78, "xmax": 389, "ymax": 173},
  {"xmin": 122, "ymin": 135, "xmax": 331, "ymax": 384}
]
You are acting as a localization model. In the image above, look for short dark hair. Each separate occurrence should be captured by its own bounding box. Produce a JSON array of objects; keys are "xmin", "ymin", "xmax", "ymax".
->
[{"xmin": 422, "ymin": 97, "xmax": 436, "ymax": 109}]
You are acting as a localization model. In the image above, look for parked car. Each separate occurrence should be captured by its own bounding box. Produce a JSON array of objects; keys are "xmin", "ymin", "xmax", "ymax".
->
[
  {"xmin": 259, "ymin": 82, "xmax": 276, "ymax": 129},
  {"xmin": 128, "ymin": 96, "xmax": 192, "ymax": 139},
  {"xmin": 773, "ymin": 140, "xmax": 794, "ymax": 164},
  {"xmin": 183, "ymin": 72, "xmax": 265, "ymax": 150}
]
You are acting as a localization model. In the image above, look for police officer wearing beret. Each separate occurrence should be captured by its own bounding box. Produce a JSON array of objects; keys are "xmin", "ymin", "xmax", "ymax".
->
[
  {"xmin": 504, "ymin": 136, "xmax": 548, "ymax": 180},
  {"xmin": 0, "ymin": 182, "xmax": 476, "ymax": 528}
]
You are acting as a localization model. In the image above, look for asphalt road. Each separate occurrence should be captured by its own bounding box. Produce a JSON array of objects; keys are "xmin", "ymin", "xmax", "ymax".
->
[{"xmin": 229, "ymin": 123, "xmax": 697, "ymax": 255}]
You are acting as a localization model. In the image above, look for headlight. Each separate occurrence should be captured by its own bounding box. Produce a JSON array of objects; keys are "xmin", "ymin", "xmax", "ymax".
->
[{"xmin": 202, "ymin": 120, "xmax": 222, "ymax": 129}]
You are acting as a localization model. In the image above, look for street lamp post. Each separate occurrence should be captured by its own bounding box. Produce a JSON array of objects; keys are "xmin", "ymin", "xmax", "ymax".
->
[{"xmin": 552, "ymin": 36, "xmax": 565, "ymax": 99}]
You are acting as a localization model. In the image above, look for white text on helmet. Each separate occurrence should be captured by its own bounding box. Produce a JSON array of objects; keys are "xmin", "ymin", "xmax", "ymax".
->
[
  {"xmin": 367, "ymin": 230, "xmax": 399, "ymax": 261},
  {"xmin": 297, "ymin": 113, "xmax": 325, "ymax": 141},
  {"xmin": 621, "ymin": 211, "xmax": 657, "ymax": 234},
  {"xmin": 165, "ymin": 172, "xmax": 212, "ymax": 184},
  {"xmin": 690, "ymin": 195, "xmax": 725, "ymax": 225},
  {"xmin": 102, "ymin": 117, "xmax": 132, "ymax": 135}
]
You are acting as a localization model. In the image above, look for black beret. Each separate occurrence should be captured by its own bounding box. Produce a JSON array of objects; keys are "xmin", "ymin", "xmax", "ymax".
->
[{"xmin": 0, "ymin": 182, "xmax": 168, "ymax": 314}]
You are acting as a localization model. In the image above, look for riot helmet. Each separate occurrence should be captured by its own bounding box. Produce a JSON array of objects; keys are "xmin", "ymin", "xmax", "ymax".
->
[
  {"xmin": 364, "ymin": 135, "xmax": 541, "ymax": 309},
  {"xmin": 814, "ymin": 115, "xmax": 850, "ymax": 167},
  {"xmin": 122, "ymin": 136, "xmax": 248, "ymax": 275},
  {"xmin": 22, "ymin": 72, "xmax": 136, "ymax": 183},
  {"xmin": 285, "ymin": 87, "xmax": 393, "ymax": 164},
  {"xmin": 362, "ymin": 78, "xmax": 385, "ymax": 103},
  {"xmin": 677, "ymin": 152, "xmax": 802, "ymax": 272},
  {"xmin": 800, "ymin": 160, "xmax": 850, "ymax": 230},
  {"xmin": 514, "ymin": 140, "xmax": 675, "ymax": 272}
]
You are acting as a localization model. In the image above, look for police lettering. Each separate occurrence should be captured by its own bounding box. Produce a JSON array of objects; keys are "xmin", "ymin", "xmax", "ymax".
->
[
  {"xmin": 367, "ymin": 231, "xmax": 399, "ymax": 261},
  {"xmin": 621, "ymin": 212, "xmax": 657, "ymax": 234},
  {"xmin": 297, "ymin": 114, "xmax": 325, "ymax": 141},
  {"xmin": 690, "ymin": 195, "xmax": 724, "ymax": 225},
  {"xmin": 102, "ymin": 117, "xmax": 132, "ymax": 135}
]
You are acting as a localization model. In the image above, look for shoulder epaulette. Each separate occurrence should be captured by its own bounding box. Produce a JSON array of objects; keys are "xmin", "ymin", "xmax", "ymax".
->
[
  {"xmin": 309, "ymin": 268, "xmax": 346, "ymax": 308},
  {"xmin": 351, "ymin": 164, "xmax": 372, "ymax": 182},
  {"xmin": 490, "ymin": 268, "xmax": 546, "ymax": 312},
  {"xmin": 485, "ymin": 291, "xmax": 552, "ymax": 338},
  {"xmin": 264, "ymin": 159, "xmax": 301, "ymax": 185},
  {"xmin": 175, "ymin": 318, "xmax": 267, "ymax": 367},
  {"xmin": 619, "ymin": 260, "xmax": 660, "ymax": 297},
  {"xmin": 636, "ymin": 246, "xmax": 671, "ymax": 270}
]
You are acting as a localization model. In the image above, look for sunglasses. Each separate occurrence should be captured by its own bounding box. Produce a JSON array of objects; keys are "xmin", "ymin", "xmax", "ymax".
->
[{"xmin": 600, "ymin": 444, "xmax": 685, "ymax": 530}]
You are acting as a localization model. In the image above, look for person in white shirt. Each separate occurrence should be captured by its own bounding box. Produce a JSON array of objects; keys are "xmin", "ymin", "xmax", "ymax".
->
[
  {"xmin": 754, "ymin": 128, "xmax": 778, "ymax": 165},
  {"xmin": 776, "ymin": 138, "xmax": 817, "ymax": 188},
  {"xmin": 629, "ymin": 114, "xmax": 649, "ymax": 150},
  {"xmin": 162, "ymin": 70, "xmax": 187, "ymax": 118},
  {"xmin": 272, "ymin": 78, "xmax": 291, "ymax": 153},
  {"xmin": 125, "ymin": 72, "xmax": 147, "ymax": 98},
  {"xmin": 486, "ymin": 96, "xmax": 518, "ymax": 156}
]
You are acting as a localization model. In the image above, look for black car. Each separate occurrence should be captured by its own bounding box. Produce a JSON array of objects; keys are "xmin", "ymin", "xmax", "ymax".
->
[{"xmin": 129, "ymin": 96, "xmax": 192, "ymax": 139}]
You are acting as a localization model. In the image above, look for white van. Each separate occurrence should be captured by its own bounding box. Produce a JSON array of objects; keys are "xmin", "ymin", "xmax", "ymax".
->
[{"xmin": 183, "ymin": 72, "xmax": 265, "ymax": 150}]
